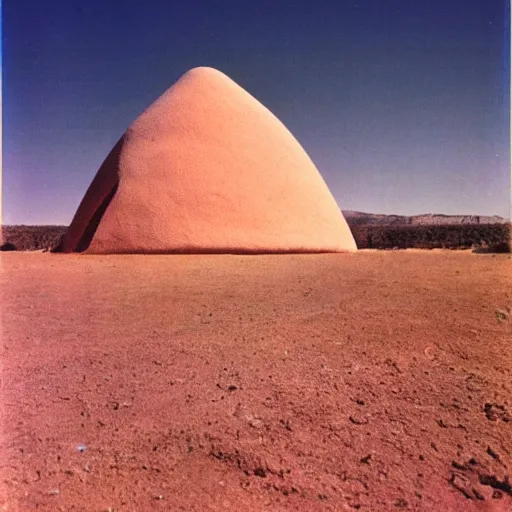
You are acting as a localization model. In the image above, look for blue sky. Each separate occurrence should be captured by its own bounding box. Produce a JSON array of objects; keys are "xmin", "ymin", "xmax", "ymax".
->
[{"xmin": 3, "ymin": 0, "xmax": 510, "ymax": 224}]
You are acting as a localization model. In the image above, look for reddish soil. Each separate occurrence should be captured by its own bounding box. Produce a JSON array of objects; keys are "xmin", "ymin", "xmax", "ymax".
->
[{"xmin": 1, "ymin": 251, "xmax": 511, "ymax": 511}]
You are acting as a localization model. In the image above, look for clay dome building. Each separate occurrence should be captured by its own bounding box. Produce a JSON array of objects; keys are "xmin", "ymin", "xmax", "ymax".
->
[{"xmin": 56, "ymin": 67, "xmax": 356, "ymax": 254}]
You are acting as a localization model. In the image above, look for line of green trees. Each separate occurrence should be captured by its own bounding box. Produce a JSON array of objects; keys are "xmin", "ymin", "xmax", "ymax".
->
[
  {"xmin": 1, "ymin": 223, "xmax": 510, "ymax": 252},
  {"xmin": 1, "ymin": 226, "xmax": 67, "ymax": 251},
  {"xmin": 350, "ymin": 223, "xmax": 510, "ymax": 251}
]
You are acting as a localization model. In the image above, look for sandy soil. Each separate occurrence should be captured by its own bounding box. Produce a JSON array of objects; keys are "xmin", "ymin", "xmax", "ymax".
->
[{"xmin": 0, "ymin": 251, "xmax": 511, "ymax": 512}]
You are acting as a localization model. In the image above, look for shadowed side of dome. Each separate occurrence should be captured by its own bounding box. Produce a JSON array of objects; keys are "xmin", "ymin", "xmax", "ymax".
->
[{"xmin": 54, "ymin": 139, "xmax": 124, "ymax": 253}]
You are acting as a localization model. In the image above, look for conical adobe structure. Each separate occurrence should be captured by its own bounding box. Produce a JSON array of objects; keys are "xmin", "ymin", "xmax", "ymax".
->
[{"xmin": 56, "ymin": 67, "xmax": 357, "ymax": 254}]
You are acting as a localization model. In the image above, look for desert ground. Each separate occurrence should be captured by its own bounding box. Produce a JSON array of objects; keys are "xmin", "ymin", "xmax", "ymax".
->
[{"xmin": 0, "ymin": 250, "xmax": 511, "ymax": 511}]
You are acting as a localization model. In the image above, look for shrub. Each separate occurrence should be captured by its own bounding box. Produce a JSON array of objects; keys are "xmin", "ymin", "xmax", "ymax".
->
[{"xmin": 0, "ymin": 242, "xmax": 17, "ymax": 251}]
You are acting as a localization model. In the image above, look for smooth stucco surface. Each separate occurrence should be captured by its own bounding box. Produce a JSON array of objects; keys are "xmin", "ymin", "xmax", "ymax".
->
[{"xmin": 59, "ymin": 67, "xmax": 356, "ymax": 253}]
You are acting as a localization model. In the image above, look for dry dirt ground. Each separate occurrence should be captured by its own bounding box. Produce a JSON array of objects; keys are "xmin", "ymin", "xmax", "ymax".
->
[{"xmin": 0, "ymin": 251, "xmax": 511, "ymax": 512}]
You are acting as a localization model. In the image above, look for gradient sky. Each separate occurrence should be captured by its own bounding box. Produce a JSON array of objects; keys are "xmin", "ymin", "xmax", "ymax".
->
[{"xmin": 3, "ymin": 0, "xmax": 510, "ymax": 225}]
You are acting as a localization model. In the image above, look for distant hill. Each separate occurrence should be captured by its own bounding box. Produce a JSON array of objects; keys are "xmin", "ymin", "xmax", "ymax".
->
[{"xmin": 342, "ymin": 211, "xmax": 509, "ymax": 227}]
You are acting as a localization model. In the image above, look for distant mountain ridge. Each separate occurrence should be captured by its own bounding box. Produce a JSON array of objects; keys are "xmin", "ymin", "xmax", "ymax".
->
[{"xmin": 342, "ymin": 211, "xmax": 509, "ymax": 227}]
